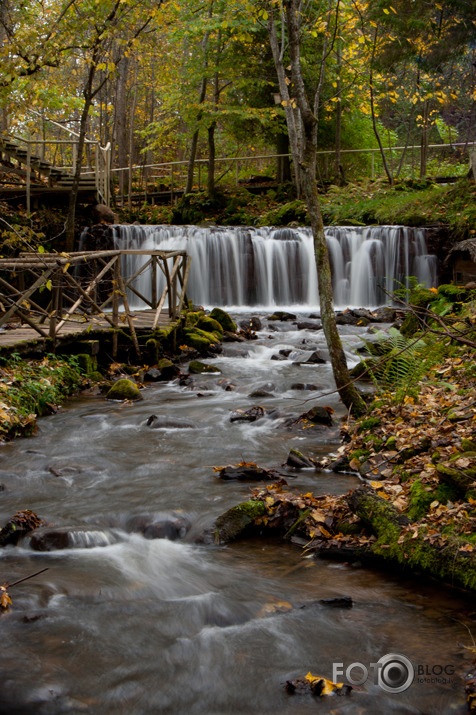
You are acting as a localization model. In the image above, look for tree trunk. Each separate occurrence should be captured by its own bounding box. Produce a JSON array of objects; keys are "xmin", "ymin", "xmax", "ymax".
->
[
  {"xmin": 369, "ymin": 28, "xmax": 393, "ymax": 185},
  {"xmin": 268, "ymin": 11, "xmax": 303, "ymax": 196},
  {"xmin": 420, "ymin": 100, "xmax": 429, "ymax": 179},
  {"xmin": 115, "ymin": 55, "xmax": 129, "ymax": 205},
  {"xmin": 281, "ymin": 0, "xmax": 365, "ymax": 415},
  {"xmin": 276, "ymin": 132, "xmax": 291, "ymax": 184},
  {"xmin": 207, "ymin": 120, "xmax": 216, "ymax": 200},
  {"xmin": 185, "ymin": 76, "xmax": 207, "ymax": 195}
]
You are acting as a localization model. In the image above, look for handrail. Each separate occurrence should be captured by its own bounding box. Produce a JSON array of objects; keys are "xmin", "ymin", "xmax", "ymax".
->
[{"xmin": 0, "ymin": 250, "xmax": 189, "ymax": 357}]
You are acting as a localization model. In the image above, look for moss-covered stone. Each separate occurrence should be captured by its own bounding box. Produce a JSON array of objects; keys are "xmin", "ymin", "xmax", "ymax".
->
[
  {"xmin": 188, "ymin": 360, "xmax": 221, "ymax": 374},
  {"xmin": 209, "ymin": 308, "xmax": 237, "ymax": 333},
  {"xmin": 461, "ymin": 439, "xmax": 476, "ymax": 452},
  {"xmin": 196, "ymin": 316, "xmax": 224, "ymax": 335},
  {"xmin": 106, "ymin": 378, "xmax": 142, "ymax": 401},
  {"xmin": 386, "ymin": 436, "xmax": 397, "ymax": 450},
  {"xmin": 182, "ymin": 330, "xmax": 212, "ymax": 351},
  {"xmin": 76, "ymin": 353, "xmax": 98, "ymax": 376},
  {"xmin": 185, "ymin": 311, "xmax": 205, "ymax": 326},
  {"xmin": 214, "ymin": 499, "xmax": 266, "ymax": 544}
]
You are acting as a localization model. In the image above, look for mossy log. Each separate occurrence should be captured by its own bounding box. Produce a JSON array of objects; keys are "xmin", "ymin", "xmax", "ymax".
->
[
  {"xmin": 347, "ymin": 486, "xmax": 476, "ymax": 591},
  {"xmin": 436, "ymin": 462, "xmax": 476, "ymax": 497}
]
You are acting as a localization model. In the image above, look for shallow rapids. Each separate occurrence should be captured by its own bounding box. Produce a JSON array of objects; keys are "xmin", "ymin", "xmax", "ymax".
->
[{"xmin": 0, "ymin": 315, "xmax": 471, "ymax": 714}]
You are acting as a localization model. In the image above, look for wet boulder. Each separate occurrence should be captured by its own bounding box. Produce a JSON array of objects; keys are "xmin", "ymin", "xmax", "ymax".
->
[
  {"xmin": 301, "ymin": 406, "xmax": 334, "ymax": 426},
  {"xmin": 29, "ymin": 526, "xmax": 118, "ymax": 551},
  {"xmin": 248, "ymin": 389, "xmax": 274, "ymax": 398},
  {"xmin": 216, "ymin": 463, "xmax": 283, "ymax": 481},
  {"xmin": 188, "ymin": 360, "xmax": 221, "ymax": 374},
  {"xmin": 286, "ymin": 449, "xmax": 316, "ymax": 469},
  {"xmin": 214, "ymin": 499, "xmax": 266, "ymax": 544},
  {"xmin": 371, "ymin": 307, "xmax": 397, "ymax": 323},
  {"xmin": 230, "ymin": 406, "xmax": 266, "ymax": 423},
  {"xmin": 126, "ymin": 514, "xmax": 190, "ymax": 540},
  {"xmin": 106, "ymin": 378, "xmax": 142, "ymax": 401},
  {"xmin": 0, "ymin": 510, "xmax": 43, "ymax": 547},
  {"xmin": 239, "ymin": 317, "xmax": 262, "ymax": 332},
  {"xmin": 290, "ymin": 383, "xmax": 319, "ymax": 391},
  {"xmin": 156, "ymin": 358, "xmax": 181, "ymax": 380},
  {"xmin": 296, "ymin": 320, "xmax": 322, "ymax": 330},
  {"xmin": 146, "ymin": 414, "xmax": 197, "ymax": 429},
  {"xmin": 335, "ymin": 311, "xmax": 359, "ymax": 325},
  {"xmin": 267, "ymin": 311, "xmax": 297, "ymax": 321}
]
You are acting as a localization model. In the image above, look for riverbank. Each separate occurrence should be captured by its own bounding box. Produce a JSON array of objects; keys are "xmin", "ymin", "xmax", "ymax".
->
[{"xmin": 215, "ymin": 289, "xmax": 476, "ymax": 597}]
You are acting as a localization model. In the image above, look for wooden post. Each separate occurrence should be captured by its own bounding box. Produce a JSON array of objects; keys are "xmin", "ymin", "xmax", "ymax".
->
[
  {"xmin": 112, "ymin": 257, "xmax": 120, "ymax": 358},
  {"xmin": 26, "ymin": 141, "xmax": 31, "ymax": 215},
  {"xmin": 151, "ymin": 255, "xmax": 157, "ymax": 309}
]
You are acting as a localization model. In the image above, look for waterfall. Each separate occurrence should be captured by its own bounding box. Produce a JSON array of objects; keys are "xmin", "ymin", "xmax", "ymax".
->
[{"xmin": 113, "ymin": 224, "xmax": 437, "ymax": 311}]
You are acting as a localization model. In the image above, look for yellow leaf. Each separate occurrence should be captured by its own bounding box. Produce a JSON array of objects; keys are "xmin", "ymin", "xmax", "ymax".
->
[
  {"xmin": 318, "ymin": 525, "xmax": 332, "ymax": 538},
  {"xmin": 62, "ymin": 262, "xmax": 70, "ymax": 274},
  {"xmin": 0, "ymin": 589, "xmax": 12, "ymax": 609},
  {"xmin": 305, "ymin": 672, "xmax": 347, "ymax": 696},
  {"xmin": 46, "ymin": 280, "xmax": 52, "ymax": 291},
  {"xmin": 383, "ymin": 7, "xmax": 389, "ymax": 13}
]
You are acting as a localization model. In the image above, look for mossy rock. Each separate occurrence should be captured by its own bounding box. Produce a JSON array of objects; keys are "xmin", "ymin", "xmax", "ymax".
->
[
  {"xmin": 209, "ymin": 308, "xmax": 237, "ymax": 333},
  {"xmin": 76, "ymin": 353, "xmax": 98, "ymax": 376},
  {"xmin": 106, "ymin": 378, "xmax": 142, "ymax": 401},
  {"xmin": 189, "ymin": 360, "xmax": 221, "ymax": 374},
  {"xmin": 182, "ymin": 331, "xmax": 212, "ymax": 351},
  {"xmin": 385, "ymin": 436, "xmax": 397, "ymax": 450},
  {"xmin": 461, "ymin": 439, "xmax": 476, "ymax": 452},
  {"xmin": 437, "ymin": 284, "xmax": 468, "ymax": 302},
  {"xmin": 89, "ymin": 371, "xmax": 103, "ymax": 382},
  {"xmin": 258, "ymin": 200, "xmax": 308, "ymax": 226},
  {"xmin": 185, "ymin": 311, "xmax": 205, "ymax": 327},
  {"xmin": 214, "ymin": 499, "xmax": 266, "ymax": 544},
  {"xmin": 196, "ymin": 316, "xmax": 224, "ymax": 335}
]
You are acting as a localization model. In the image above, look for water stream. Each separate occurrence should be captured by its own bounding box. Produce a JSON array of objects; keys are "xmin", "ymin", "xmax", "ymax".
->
[
  {"xmin": 0, "ymin": 314, "xmax": 471, "ymax": 714},
  {"xmin": 113, "ymin": 225, "xmax": 438, "ymax": 310}
]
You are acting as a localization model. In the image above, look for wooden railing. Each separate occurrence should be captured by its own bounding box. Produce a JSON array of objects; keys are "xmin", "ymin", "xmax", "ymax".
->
[{"xmin": 0, "ymin": 250, "xmax": 191, "ymax": 356}]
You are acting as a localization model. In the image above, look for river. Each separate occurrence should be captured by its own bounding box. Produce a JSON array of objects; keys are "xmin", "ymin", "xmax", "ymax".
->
[{"xmin": 0, "ymin": 313, "xmax": 471, "ymax": 714}]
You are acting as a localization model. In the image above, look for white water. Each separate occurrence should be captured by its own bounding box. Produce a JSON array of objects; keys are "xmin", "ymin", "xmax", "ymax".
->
[{"xmin": 113, "ymin": 224, "xmax": 438, "ymax": 311}]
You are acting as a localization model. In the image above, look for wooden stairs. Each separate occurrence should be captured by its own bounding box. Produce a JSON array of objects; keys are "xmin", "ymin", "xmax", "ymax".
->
[{"xmin": 0, "ymin": 134, "xmax": 100, "ymax": 206}]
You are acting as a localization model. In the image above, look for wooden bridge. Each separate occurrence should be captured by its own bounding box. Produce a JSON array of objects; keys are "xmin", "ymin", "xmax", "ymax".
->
[
  {"xmin": 0, "ymin": 132, "xmax": 110, "ymax": 212},
  {"xmin": 0, "ymin": 249, "xmax": 191, "ymax": 358}
]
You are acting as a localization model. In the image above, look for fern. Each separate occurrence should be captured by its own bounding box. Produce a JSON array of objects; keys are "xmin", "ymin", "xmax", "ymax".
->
[{"xmin": 362, "ymin": 328, "xmax": 446, "ymax": 403}]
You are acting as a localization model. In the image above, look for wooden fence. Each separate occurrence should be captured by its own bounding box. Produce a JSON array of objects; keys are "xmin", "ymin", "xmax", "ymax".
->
[{"xmin": 0, "ymin": 249, "xmax": 191, "ymax": 356}]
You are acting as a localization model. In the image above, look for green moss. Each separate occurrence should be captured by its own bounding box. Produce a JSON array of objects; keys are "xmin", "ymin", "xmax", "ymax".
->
[
  {"xmin": 214, "ymin": 499, "xmax": 266, "ymax": 544},
  {"xmin": 386, "ymin": 436, "xmax": 397, "ymax": 450},
  {"xmin": 196, "ymin": 316, "xmax": 224, "ymax": 335},
  {"xmin": 209, "ymin": 308, "xmax": 237, "ymax": 333},
  {"xmin": 76, "ymin": 353, "xmax": 98, "ymax": 376},
  {"xmin": 258, "ymin": 200, "xmax": 309, "ymax": 226},
  {"xmin": 357, "ymin": 416, "xmax": 381, "ymax": 433},
  {"xmin": 106, "ymin": 378, "xmax": 142, "ymax": 401},
  {"xmin": 407, "ymin": 479, "xmax": 460, "ymax": 521},
  {"xmin": 349, "ymin": 448, "xmax": 370, "ymax": 463},
  {"xmin": 188, "ymin": 360, "xmax": 221, "ymax": 374}
]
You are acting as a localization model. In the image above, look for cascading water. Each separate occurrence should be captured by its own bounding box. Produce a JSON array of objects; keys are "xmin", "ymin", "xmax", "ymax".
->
[{"xmin": 113, "ymin": 224, "xmax": 437, "ymax": 310}]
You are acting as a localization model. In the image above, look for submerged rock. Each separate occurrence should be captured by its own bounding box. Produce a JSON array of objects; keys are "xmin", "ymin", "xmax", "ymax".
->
[
  {"xmin": 29, "ymin": 526, "xmax": 118, "ymax": 551},
  {"xmin": 267, "ymin": 311, "xmax": 297, "ymax": 321},
  {"xmin": 301, "ymin": 406, "xmax": 334, "ymax": 426},
  {"xmin": 106, "ymin": 378, "xmax": 142, "ymax": 401},
  {"xmin": 290, "ymin": 383, "xmax": 319, "ymax": 391},
  {"xmin": 217, "ymin": 464, "xmax": 283, "ymax": 481},
  {"xmin": 230, "ymin": 406, "xmax": 266, "ymax": 423},
  {"xmin": 188, "ymin": 360, "xmax": 221, "ymax": 374},
  {"xmin": 286, "ymin": 449, "xmax": 316, "ymax": 469},
  {"xmin": 296, "ymin": 320, "xmax": 322, "ymax": 330},
  {"xmin": 146, "ymin": 414, "xmax": 197, "ymax": 429},
  {"xmin": 126, "ymin": 514, "xmax": 190, "ymax": 540}
]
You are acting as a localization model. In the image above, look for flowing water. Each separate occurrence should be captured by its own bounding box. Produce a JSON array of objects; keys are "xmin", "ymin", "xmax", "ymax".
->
[
  {"xmin": 113, "ymin": 225, "xmax": 438, "ymax": 311},
  {"xmin": 0, "ymin": 314, "xmax": 471, "ymax": 714}
]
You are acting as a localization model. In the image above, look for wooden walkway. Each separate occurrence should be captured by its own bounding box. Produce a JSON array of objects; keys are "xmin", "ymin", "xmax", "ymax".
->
[
  {"xmin": 0, "ymin": 249, "xmax": 190, "ymax": 358},
  {"xmin": 0, "ymin": 310, "xmax": 175, "ymax": 352}
]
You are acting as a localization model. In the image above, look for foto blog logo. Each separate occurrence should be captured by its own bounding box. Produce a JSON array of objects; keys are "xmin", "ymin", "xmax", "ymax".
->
[{"xmin": 332, "ymin": 653, "xmax": 415, "ymax": 693}]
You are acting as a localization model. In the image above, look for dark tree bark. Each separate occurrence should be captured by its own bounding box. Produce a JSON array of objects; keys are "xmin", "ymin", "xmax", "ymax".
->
[{"xmin": 275, "ymin": 0, "xmax": 365, "ymax": 415}]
